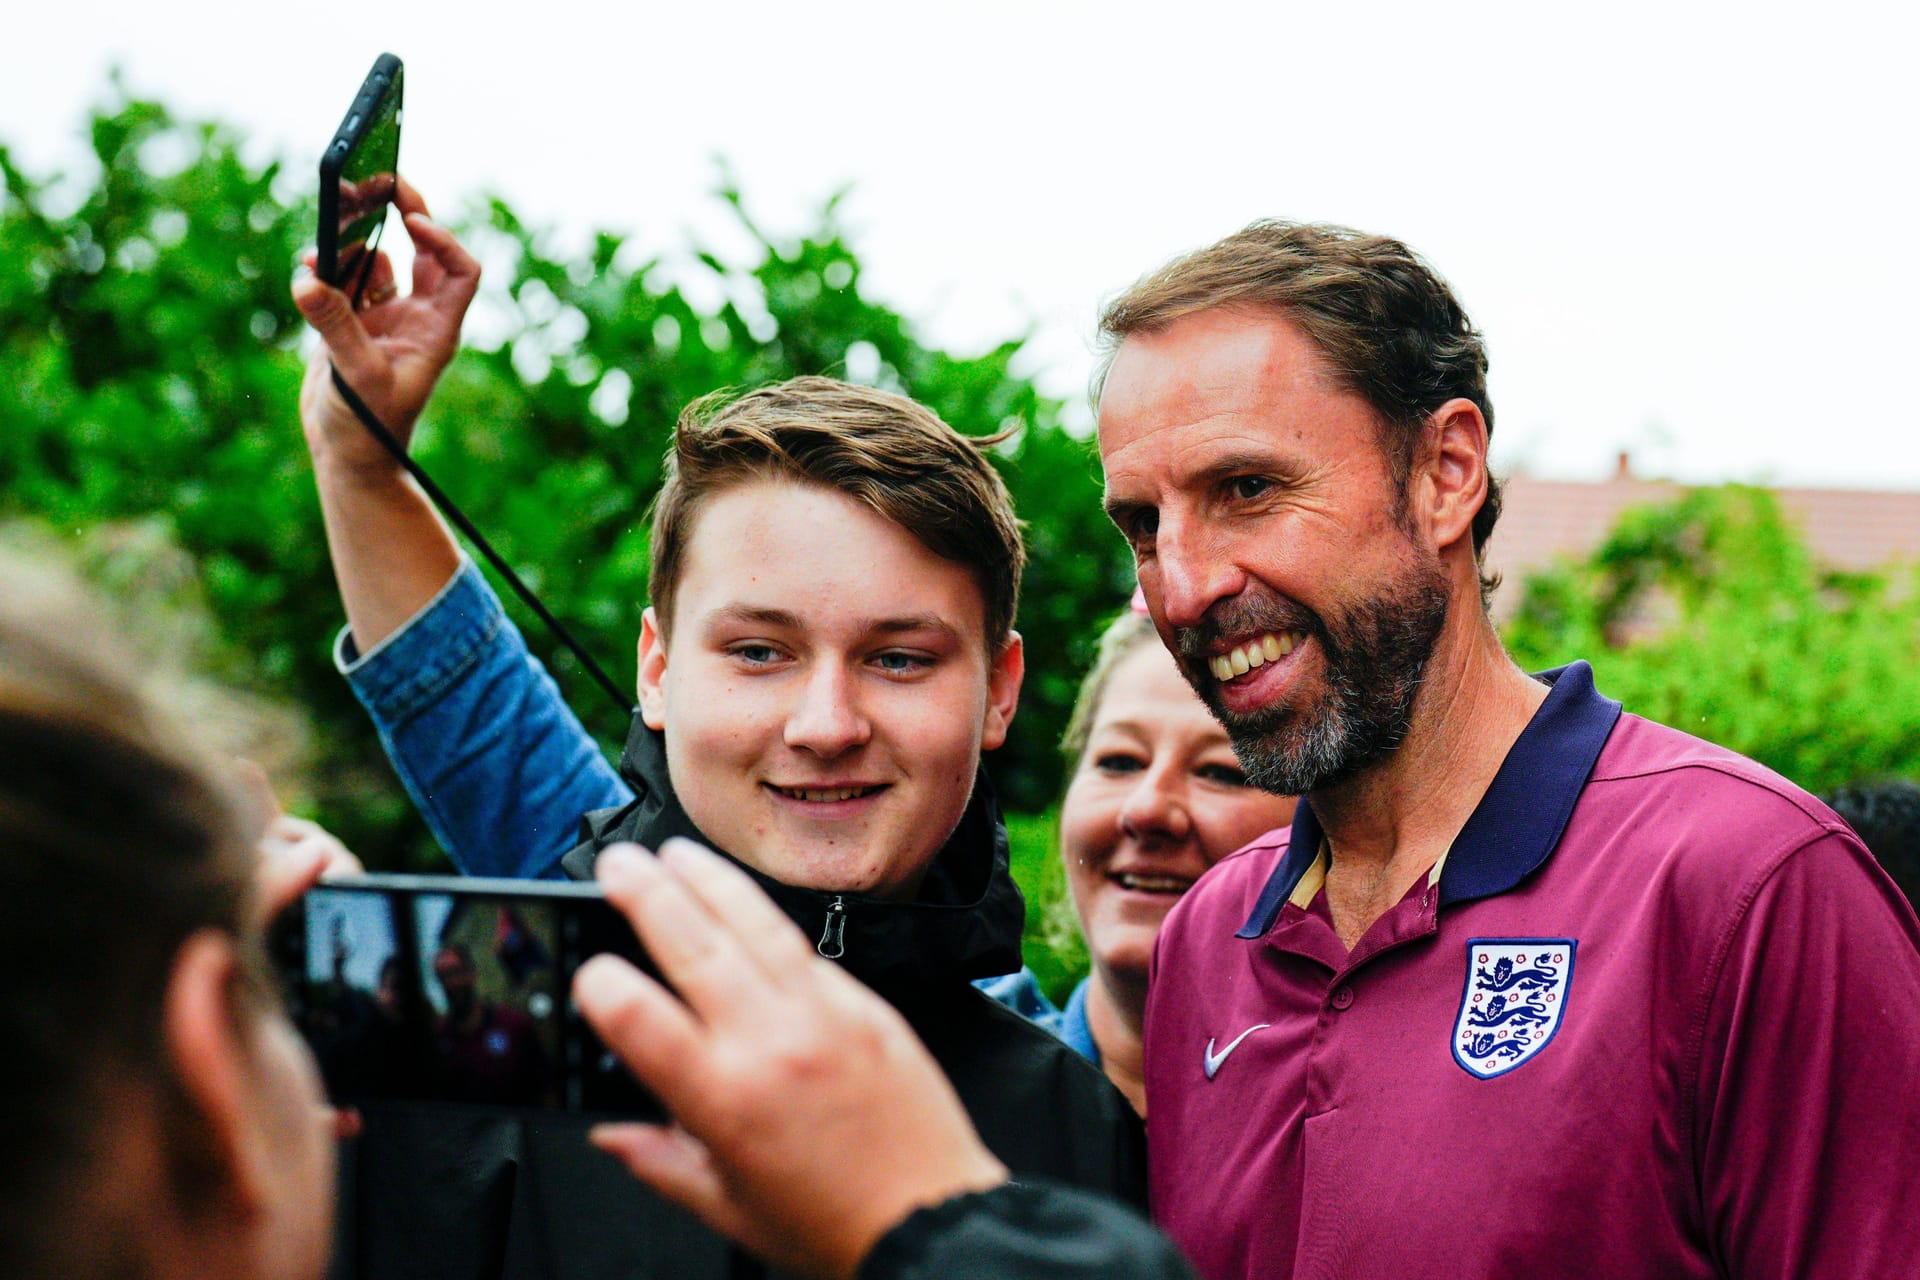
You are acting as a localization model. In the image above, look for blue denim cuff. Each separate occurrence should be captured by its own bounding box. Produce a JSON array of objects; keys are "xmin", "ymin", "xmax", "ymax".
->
[{"xmin": 335, "ymin": 558, "xmax": 504, "ymax": 727}]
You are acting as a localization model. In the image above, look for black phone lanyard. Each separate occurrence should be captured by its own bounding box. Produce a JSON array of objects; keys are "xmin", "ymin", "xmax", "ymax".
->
[{"xmin": 328, "ymin": 363, "xmax": 633, "ymax": 721}]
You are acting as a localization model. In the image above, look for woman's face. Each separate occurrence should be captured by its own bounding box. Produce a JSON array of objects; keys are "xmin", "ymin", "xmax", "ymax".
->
[{"xmin": 1060, "ymin": 640, "xmax": 1296, "ymax": 991}]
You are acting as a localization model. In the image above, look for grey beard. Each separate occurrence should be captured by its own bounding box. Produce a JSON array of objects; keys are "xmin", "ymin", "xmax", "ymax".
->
[{"xmin": 1181, "ymin": 560, "xmax": 1450, "ymax": 798}]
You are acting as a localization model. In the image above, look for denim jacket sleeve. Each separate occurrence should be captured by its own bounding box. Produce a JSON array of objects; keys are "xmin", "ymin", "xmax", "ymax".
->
[{"xmin": 335, "ymin": 559, "xmax": 634, "ymax": 880}]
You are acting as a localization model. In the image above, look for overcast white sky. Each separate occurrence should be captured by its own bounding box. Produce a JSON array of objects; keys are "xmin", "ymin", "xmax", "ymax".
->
[{"xmin": 7, "ymin": 0, "xmax": 1918, "ymax": 488}]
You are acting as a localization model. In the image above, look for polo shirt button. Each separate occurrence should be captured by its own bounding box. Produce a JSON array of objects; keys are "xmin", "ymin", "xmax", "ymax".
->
[{"xmin": 1331, "ymin": 986, "xmax": 1355, "ymax": 1010}]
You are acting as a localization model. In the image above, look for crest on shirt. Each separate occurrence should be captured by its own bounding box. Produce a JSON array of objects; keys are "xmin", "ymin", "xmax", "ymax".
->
[{"xmin": 1452, "ymin": 938, "xmax": 1576, "ymax": 1079}]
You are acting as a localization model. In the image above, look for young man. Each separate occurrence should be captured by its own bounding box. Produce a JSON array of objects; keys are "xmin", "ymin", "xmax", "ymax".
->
[{"xmin": 292, "ymin": 186, "xmax": 1142, "ymax": 1278}]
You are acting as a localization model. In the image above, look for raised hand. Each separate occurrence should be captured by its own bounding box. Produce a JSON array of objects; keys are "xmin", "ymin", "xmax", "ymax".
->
[{"xmin": 292, "ymin": 177, "xmax": 482, "ymax": 476}]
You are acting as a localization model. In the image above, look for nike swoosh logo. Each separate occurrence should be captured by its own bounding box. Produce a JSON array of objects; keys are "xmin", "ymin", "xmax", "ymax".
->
[{"xmin": 1204, "ymin": 1024, "xmax": 1271, "ymax": 1079}]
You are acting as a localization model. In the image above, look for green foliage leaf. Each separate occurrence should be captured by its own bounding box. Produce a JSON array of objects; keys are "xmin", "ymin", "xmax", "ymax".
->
[
  {"xmin": 1, "ymin": 85, "xmax": 1132, "ymax": 875},
  {"xmin": 1505, "ymin": 485, "xmax": 1920, "ymax": 795}
]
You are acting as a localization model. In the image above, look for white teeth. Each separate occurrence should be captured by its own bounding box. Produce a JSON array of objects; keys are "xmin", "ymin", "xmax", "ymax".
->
[
  {"xmin": 1211, "ymin": 632, "xmax": 1303, "ymax": 682},
  {"xmin": 783, "ymin": 787, "xmax": 870, "ymax": 802},
  {"xmin": 1115, "ymin": 872, "xmax": 1193, "ymax": 894}
]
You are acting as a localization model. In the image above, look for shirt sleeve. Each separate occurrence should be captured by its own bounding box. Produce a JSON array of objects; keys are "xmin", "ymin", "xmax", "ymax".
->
[
  {"xmin": 1694, "ymin": 828, "xmax": 1920, "ymax": 1279},
  {"xmin": 860, "ymin": 1181, "xmax": 1197, "ymax": 1280},
  {"xmin": 336, "ymin": 558, "xmax": 634, "ymax": 879},
  {"xmin": 974, "ymin": 969, "xmax": 1068, "ymax": 1036}
]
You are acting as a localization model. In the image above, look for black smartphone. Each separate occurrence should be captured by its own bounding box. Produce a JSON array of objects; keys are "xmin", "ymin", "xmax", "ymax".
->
[
  {"xmin": 271, "ymin": 874, "xmax": 662, "ymax": 1117},
  {"xmin": 317, "ymin": 53, "xmax": 404, "ymax": 299}
]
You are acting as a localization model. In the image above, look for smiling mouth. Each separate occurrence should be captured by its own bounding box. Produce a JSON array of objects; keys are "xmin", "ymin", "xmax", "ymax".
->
[
  {"xmin": 767, "ymin": 784, "xmax": 888, "ymax": 803},
  {"xmin": 1109, "ymin": 871, "xmax": 1196, "ymax": 895},
  {"xmin": 1208, "ymin": 630, "xmax": 1307, "ymax": 683}
]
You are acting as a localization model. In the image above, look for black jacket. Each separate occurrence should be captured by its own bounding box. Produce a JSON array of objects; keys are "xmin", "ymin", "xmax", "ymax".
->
[
  {"xmin": 863, "ymin": 1182, "xmax": 1197, "ymax": 1280},
  {"xmin": 333, "ymin": 716, "xmax": 1144, "ymax": 1280}
]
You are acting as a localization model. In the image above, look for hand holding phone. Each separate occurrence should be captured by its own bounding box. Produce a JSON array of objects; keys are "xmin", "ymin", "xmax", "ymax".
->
[
  {"xmin": 290, "ymin": 56, "xmax": 632, "ymax": 718},
  {"xmin": 319, "ymin": 54, "xmax": 403, "ymax": 299},
  {"xmin": 291, "ymin": 179, "xmax": 481, "ymax": 469},
  {"xmin": 273, "ymin": 875, "xmax": 664, "ymax": 1116},
  {"xmin": 577, "ymin": 842, "xmax": 1009, "ymax": 1279},
  {"xmin": 296, "ymin": 56, "xmax": 482, "ymax": 471}
]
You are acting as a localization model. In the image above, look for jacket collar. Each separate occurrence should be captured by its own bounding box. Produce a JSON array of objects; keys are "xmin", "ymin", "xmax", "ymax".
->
[
  {"xmin": 1236, "ymin": 661, "xmax": 1623, "ymax": 939},
  {"xmin": 561, "ymin": 712, "xmax": 1027, "ymax": 993}
]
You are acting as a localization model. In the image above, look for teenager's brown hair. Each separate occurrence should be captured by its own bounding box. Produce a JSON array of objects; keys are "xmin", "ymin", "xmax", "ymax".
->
[{"xmin": 648, "ymin": 376, "xmax": 1026, "ymax": 646}]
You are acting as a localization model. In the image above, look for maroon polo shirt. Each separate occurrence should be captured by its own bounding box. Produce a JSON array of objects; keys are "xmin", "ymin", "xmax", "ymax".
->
[{"xmin": 1144, "ymin": 662, "xmax": 1920, "ymax": 1280}]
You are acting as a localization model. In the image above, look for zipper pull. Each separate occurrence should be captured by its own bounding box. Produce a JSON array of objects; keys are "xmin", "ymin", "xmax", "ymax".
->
[{"xmin": 817, "ymin": 896, "xmax": 847, "ymax": 960}]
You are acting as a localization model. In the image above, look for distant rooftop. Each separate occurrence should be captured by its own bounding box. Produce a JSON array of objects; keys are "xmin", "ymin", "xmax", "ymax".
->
[{"xmin": 1485, "ymin": 452, "xmax": 1920, "ymax": 621}]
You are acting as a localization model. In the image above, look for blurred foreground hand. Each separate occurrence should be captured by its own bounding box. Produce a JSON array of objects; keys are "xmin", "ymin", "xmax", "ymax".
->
[
  {"xmin": 235, "ymin": 759, "xmax": 364, "ymax": 921},
  {"xmin": 574, "ymin": 839, "xmax": 1009, "ymax": 1280}
]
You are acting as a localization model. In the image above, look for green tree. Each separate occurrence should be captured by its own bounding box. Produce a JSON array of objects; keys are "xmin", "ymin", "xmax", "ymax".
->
[
  {"xmin": 0, "ymin": 86, "xmax": 1133, "ymax": 877},
  {"xmin": 1504, "ymin": 485, "xmax": 1920, "ymax": 794}
]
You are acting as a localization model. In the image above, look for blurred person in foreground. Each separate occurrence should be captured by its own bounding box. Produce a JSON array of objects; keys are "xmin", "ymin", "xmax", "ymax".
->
[
  {"xmin": 0, "ymin": 551, "xmax": 1120, "ymax": 1280},
  {"xmin": 981, "ymin": 608, "xmax": 1294, "ymax": 1110},
  {"xmin": 0, "ymin": 554, "xmax": 340, "ymax": 1280},
  {"xmin": 1824, "ymin": 778, "xmax": 1920, "ymax": 907}
]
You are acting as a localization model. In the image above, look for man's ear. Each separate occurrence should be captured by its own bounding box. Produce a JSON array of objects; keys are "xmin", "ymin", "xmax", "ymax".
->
[
  {"xmin": 636, "ymin": 607, "xmax": 669, "ymax": 731},
  {"xmin": 981, "ymin": 632, "xmax": 1024, "ymax": 752},
  {"xmin": 164, "ymin": 931, "xmax": 266, "ymax": 1219},
  {"xmin": 1417, "ymin": 398, "xmax": 1491, "ymax": 557}
]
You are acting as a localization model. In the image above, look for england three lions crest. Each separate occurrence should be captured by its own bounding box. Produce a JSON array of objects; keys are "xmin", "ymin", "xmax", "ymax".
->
[{"xmin": 1452, "ymin": 938, "xmax": 1576, "ymax": 1079}]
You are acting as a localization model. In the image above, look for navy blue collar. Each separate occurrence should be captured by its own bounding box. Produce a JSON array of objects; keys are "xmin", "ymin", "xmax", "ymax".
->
[{"xmin": 1235, "ymin": 661, "xmax": 1623, "ymax": 939}]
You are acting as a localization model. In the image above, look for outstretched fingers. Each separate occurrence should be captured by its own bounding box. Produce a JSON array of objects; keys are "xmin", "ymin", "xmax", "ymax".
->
[
  {"xmin": 658, "ymin": 838, "xmax": 825, "ymax": 981},
  {"xmin": 393, "ymin": 173, "xmax": 432, "ymax": 222},
  {"xmin": 594, "ymin": 844, "xmax": 801, "ymax": 1025},
  {"xmin": 256, "ymin": 839, "xmax": 329, "ymax": 927},
  {"xmin": 400, "ymin": 196, "xmax": 481, "ymax": 320},
  {"xmin": 572, "ymin": 949, "xmax": 716, "ymax": 1116},
  {"xmin": 589, "ymin": 1124, "xmax": 749, "ymax": 1237},
  {"xmin": 292, "ymin": 268, "xmax": 384, "ymax": 381},
  {"xmin": 356, "ymin": 250, "xmax": 399, "ymax": 306}
]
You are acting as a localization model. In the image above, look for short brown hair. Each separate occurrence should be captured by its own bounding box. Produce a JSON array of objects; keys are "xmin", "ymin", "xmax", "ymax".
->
[
  {"xmin": 1098, "ymin": 221, "xmax": 1504, "ymax": 607},
  {"xmin": 648, "ymin": 376, "xmax": 1026, "ymax": 645},
  {"xmin": 0, "ymin": 552, "xmax": 264, "ymax": 1276}
]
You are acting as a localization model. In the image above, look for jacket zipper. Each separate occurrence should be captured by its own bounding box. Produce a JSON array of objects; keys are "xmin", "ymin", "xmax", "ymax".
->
[{"xmin": 817, "ymin": 895, "xmax": 847, "ymax": 959}]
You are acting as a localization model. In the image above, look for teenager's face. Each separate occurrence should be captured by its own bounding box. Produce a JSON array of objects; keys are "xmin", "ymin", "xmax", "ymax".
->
[{"xmin": 639, "ymin": 480, "xmax": 1022, "ymax": 899}]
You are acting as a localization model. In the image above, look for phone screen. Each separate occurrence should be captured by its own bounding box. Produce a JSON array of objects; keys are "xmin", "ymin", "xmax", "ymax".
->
[
  {"xmin": 275, "ymin": 877, "xmax": 661, "ymax": 1116},
  {"xmin": 319, "ymin": 55, "xmax": 403, "ymax": 293}
]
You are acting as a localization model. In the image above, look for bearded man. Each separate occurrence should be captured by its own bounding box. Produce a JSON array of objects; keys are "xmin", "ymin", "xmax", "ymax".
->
[
  {"xmin": 1095, "ymin": 222, "xmax": 1920, "ymax": 1280},
  {"xmin": 485, "ymin": 225, "xmax": 1920, "ymax": 1280}
]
